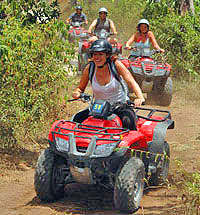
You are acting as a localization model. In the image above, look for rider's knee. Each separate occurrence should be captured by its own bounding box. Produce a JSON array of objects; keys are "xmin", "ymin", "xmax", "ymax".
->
[{"xmin": 89, "ymin": 36, "xmax": 98, "ymax": 43}]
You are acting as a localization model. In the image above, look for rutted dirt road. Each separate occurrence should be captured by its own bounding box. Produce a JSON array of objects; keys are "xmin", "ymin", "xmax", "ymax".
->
[{"xmin": 0, "ymin": 83, "xmax": 200, "ymax": 215}]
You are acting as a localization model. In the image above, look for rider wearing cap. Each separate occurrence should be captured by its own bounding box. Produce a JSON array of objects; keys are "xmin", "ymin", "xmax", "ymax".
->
[
  {"xmin": 66, "ymin": 6, "xmax": 88, "ymax": 26},
  {"xmin": 88, "ymin": 7, "xmax": 117, "ymax": 43},
  {"xmin": 125, "ymin": 18, "xmax": 165, "ymax": 54}
]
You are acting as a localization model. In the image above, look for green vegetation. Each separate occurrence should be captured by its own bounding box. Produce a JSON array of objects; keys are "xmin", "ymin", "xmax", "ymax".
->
[
  {"xmin": 0, "ymin": 0, "xmax": 200, "ymax": 212},
  {"xmin": 173, "ymin": 159, "xmax": 200, "ymax": 214},
  {"xmin": 0, "ymin": 0, "xmax": 76, "ymax": 150},
  {"xmin": 143, "ymin": 0, "xmax": 200, "ymax": 80}
]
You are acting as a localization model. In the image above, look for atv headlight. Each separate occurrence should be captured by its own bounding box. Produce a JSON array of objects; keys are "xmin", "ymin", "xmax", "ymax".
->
[
  {"xmin": 95, "ymin": 143, "xmax": 117, "ymax": 156},
  {"xmin": 55, "ymin": 137, "xmax": 69, "ymax": 152}
]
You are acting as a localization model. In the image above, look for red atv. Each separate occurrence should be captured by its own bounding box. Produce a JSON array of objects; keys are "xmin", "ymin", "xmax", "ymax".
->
[
  {"xmin": 34, "ymin": 94, "xmax": 174, "ymax": 213},
  {"xmin": 121, "ymin": 48, "xmax": 173, "ymax": 106},
  {"xmin": 78, "ymin": 29, "xmax": 122, "ymax": 72},
  {"xmin": 68, "ymin": 21, "xmax": 89, "ymax": 43}
]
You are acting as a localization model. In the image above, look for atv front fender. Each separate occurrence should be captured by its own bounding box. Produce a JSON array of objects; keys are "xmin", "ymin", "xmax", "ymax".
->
[
  {"xmin": 148, "ymin": 119, "xmax": 174, "ymax": 161},
  {"xmin": 118, "ymin": 130, "xmax": 147, "ymax": 149}
]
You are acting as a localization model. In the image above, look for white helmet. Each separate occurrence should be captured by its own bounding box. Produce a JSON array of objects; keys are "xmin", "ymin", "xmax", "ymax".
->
[
  {"xmin": 137, "ymin": 18, "xmax": 150, "ymax": 31},
  {"xmin": 98, "ymin": 7, "xmax": 108, "ymax": 14}
]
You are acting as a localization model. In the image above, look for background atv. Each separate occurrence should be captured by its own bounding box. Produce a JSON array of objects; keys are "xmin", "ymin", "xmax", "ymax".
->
[
  {"xmin": 68, "ymin": 21, "xmax": 89, "ymax": 44},
  {"xmin": 34, "ymin": 94, "xmax": 174, "ymax": 213},
  {"xmin": 121, "ymin": 48, "xmax": 173, "ymax": 106},
  {"xmin": 78, "ymin": 29, "xmax": 122, "ymax": 72},
  {"xmin": 94, "ymin": 29, "xmax": 122, "ymax": 56}
]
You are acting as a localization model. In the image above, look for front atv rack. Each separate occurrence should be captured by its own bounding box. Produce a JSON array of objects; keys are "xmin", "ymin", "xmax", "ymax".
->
[
  {"xmin": 129, "ymin": 60, "xmax": 170, "ymax": 77},
  {"xmin": 51, "ymin": 120, "xmax": 130, "ymax": 144},
  {"xmin": 134, "ymin": 106, "xmax": 172, "ymax": 122},
  {"xmin": 50, "ymin": 120, "xmax": 131, "ymax": 158}
]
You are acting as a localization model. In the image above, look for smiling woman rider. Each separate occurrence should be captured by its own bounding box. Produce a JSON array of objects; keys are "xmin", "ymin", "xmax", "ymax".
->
[
  {"xmin": 125, "ymin": 18, "xmax": 165, "ymax": 56},
  {"xmin": 72, "ymin": 39, "xmax": 145, "ymax": 129}
]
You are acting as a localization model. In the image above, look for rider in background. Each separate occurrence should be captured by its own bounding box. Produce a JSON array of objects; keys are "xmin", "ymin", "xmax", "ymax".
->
[
  {"xmin": 66, "ymin": 6, "xmax": 88, "ymax": 26},
  {"xmin": 125, "ymin": 19, "xmax": 165, "ymax": 55},
  {"xmin": 88, "ymin": 7, "xmax": 117, "ymax": 43}
]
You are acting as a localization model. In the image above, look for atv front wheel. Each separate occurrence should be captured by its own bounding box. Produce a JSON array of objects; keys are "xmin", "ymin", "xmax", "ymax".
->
[
  {"xmin": 149, "ymin": 141, "xmax": 170, "ymax": 186},
  {"xmin": 158, "ymin": 77, "xmax": 172, "ymax": 106},
  {"xmin": 34, "ymin": 148, "xmax": 69, "ymax": 202},
  {"xmin": 114, "ymin": 157, "xmax": 145, "ymax": 213},
  {"xmin": 78, "ymin": 53, "xmax": 88, "ymax": 73},
  {"xmin": 81, "ymin": 53, "xmax": 89, "ymax": 71},
  {"xmin": 68, "ymin": 34, "xmax": 74, "ymax": 43}
]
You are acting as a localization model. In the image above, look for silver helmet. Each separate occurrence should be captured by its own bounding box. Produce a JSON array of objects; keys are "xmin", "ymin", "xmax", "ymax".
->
[
  {"xmin": 98, "ymin": 7, "xmax": 108, "ymax": 14},
  {"xmin": 137, "ymin": 19, "xmax": 150, "ymax": 32}
]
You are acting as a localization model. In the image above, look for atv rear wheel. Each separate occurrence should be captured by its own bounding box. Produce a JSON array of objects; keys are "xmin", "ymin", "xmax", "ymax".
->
[
  {"xmin": 149, "ymin": 141, "xmax": 170, "ymax": 186},
  {"xmin": 34, "ymin": 148, "xmax": 69, "ymax": 202},
  {"xmin": 81, "ymin": 53, "xmax": 89, "ymax": 71},
  {"xmin": 68, "ymin": 34, "xmax": 74, "ymax": 43},
  {"xmin": 78, "ymin": 53, "xmax": 88, "ymax": 73},
  {"xmin": 158, "ymin": 77, "xmax": 172, "ymax": 106},
  {"xmin": 114, "ymin": 157, "xmax": 145, "ymax": 213},
  {"xmin": 78, "ymin": 53, "xmax": 81, "ymax": 71}
]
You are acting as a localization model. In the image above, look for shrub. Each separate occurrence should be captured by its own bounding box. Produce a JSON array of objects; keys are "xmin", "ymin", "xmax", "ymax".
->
[
  {"xmin": 0, "ymin": 0, "xmax": 76, "ymax": 150},
  {"xmin": 142, "ymin": 0, "xmax": 200, "ymax": 80}
]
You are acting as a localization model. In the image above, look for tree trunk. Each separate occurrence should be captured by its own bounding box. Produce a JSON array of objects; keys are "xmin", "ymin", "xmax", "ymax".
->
[
  {"xmin": 88, "ymin": 0, "xmax": 93, "ymax": 4},
  {"xmin": 180, "ymin": 0, "xmax": 195, "ymax": 16},
  {"xmin": 70, "ymin": 0, "xmax": 77, "ymax": 6},
  {"xmin": 189, "ymin": 0, "xmax": 195, "ymax": 15}
]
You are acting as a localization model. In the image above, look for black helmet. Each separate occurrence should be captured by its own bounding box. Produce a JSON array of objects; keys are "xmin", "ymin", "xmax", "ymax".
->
[
  {"xmin": 89, "ymin": 39, "xmax": 112, "ymax": 54},
  {"xmin": 75, "ymin": 6, "xmax": 82, "ymax": 10}
]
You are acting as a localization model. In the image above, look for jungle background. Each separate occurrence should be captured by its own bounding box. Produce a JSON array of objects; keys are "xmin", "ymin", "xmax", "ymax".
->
[{"xmin": 0, "ymin": 0, "xmax": 200, "ymax": 214}]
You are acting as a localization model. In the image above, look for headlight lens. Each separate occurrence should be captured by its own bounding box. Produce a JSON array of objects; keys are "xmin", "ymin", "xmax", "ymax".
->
[
  {"xmin": 95, "ymin": 143, "xmax": 117, "ymax": 156},
  {"xmin": 55, "ymin": 137, "xmax": 69, "ymax": 152}
]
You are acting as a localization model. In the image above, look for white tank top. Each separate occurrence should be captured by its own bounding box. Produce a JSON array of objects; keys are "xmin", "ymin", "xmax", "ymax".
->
[{"xmin": 91, "ymin": 68, "xmax": 129, "ymax": 105}]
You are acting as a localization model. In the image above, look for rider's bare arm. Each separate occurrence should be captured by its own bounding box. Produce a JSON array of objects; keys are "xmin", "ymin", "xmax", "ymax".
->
[
  {"xmin": 88, "ymin": 19, "xmax": 97, "ymax": 34},
  {"xmin": 125, "ymin": 32, "xmax": 137, "ymax": 49},
  {"xmin": 85, "ymin": 19, "xmax": 88, "ymax": 25},
  {"xmin": 66, "ymin": 17, "xmax": 71, "ymax": 24},
  {"xmin": 110, "ymin": 20, "xmax": 117, "ymax": 35},
  {"xmin": 148, "ymin": 31, "xmax": 165, "ymax": 53},
  {"xmin": 72, "ymin": 65, "xmax": 90, "ymax": 99},
  {"xmin": 115, "ymin": 59, "xmax": 145, "ymax": 106}
]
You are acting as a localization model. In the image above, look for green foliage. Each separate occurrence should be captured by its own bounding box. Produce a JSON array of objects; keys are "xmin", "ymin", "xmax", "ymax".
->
[
  {"xmin": 186, "ymin": 172, "xmax": 200, "ymax": 201},
  {"xmin": 174, "ymin": 160, "xmax": 200, "ymax": 214},
  {"xmin": 142, "ymin": 0, "xmax": 200, "ymax": 80},
  {"xmin": 0, "ymin": 0, "xmax": 75, "ymax": 150},
  {"xmin": 1, "ymin": 0, "xmax": 61, "ymax": 25}
]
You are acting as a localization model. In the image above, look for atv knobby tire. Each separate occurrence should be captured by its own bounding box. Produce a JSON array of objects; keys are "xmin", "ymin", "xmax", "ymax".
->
[
  {"xmin": 81, "ymin": 53, "xmax": 89, "ymax": 71},
  {"xmin": 34, "ymin": 148, "xmax": 68, "ymax": 202},
  {"xmin": 114, "ymin": 157, "xmax": 145, "ymax": 213},
  {"xmin": 158, "ymin": 77, "xmax": 172, "ymax": 106},
  {"xmin": 149, "ymin": 141, "xmax": 170, "ymax": 186}
]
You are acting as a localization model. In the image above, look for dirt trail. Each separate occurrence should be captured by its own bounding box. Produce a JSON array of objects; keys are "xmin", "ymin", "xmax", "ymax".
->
[{"xmin": 0, "ymin": 89, "xmax": 200, "ymax": 215}]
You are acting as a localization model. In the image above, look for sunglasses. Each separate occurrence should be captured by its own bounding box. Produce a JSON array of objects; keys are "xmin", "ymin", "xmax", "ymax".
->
[
  {"xmin": 93, "ymin": 52, "xmax": 106, "ymax": 56},
  {"xmin": 99, "ymin": 12, "xmax": 107, "ymax": 15}
]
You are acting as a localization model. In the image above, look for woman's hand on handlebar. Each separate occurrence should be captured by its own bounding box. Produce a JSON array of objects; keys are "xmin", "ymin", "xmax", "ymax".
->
[
  {"xmin": 159, "ymin": 48, "xmax": 165, "ymax": 53},
  {"xmin": 134, "ymin": 98, "xmax": 145, "ymax": 107},
  {"xmin": 72, "ymin": 88, "xmax": 82, "ymax": 99},
  {"xmin": 72, "ymin": 91, "xmax": 81, "ymax": 99},
  {"xmin": 124, "ymin": 46, "xmax": 132, "ymax": 50}
]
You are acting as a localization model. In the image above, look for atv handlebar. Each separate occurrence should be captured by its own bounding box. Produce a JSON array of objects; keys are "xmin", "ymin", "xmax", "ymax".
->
[
  {"xmin": 68, "ymin": 94, "xmax": 171, "ymax": 122},
  {"xmin": 124, "ymin": 47, "xmax": 162, "ymax": 54},
  {"xmin": 89, "ymin": 31, "xmax": 114, "ymax": 39},
  {"xmin": 67, "ymin": 93, "xmax": 91, "ymax": 103},
  {"xmin": 70, "ymin": 21, "xmax": 85, "ymax": 27}
]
